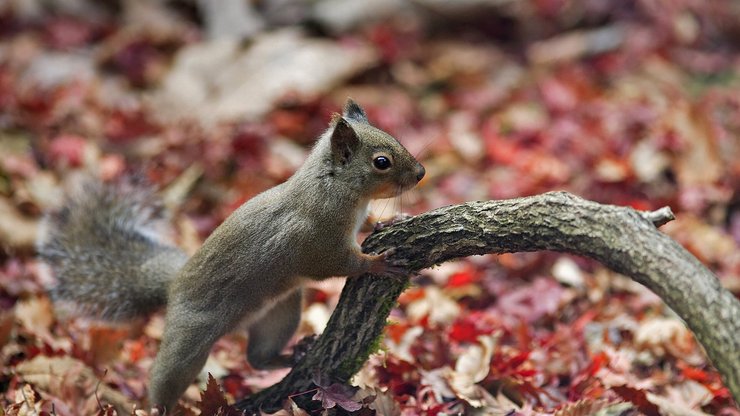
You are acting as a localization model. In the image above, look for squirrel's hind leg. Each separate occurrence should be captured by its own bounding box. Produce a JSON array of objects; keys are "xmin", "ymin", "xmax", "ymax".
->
[
  {"xmin": 247, "ymin": 287, "xmax": 302, "ymax": 370},
  {"xmin": 148, "ymin": 305, "xmax": 238, "ymax": 411}
]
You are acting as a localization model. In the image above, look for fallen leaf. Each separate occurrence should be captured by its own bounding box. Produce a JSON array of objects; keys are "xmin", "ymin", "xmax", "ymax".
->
[
  {"xmin": 152, "ymin": 29, "xmax": 378, "ymax": 123},
  {"xmin": 312, "ymin": 378, "xmax": 362, "ymax": 411},
  {"xmin": 612, "ymin": 385, "xmax": 661, "ymax": 416},
  {"xmin": 406, "ymin": 286, "xmax": 460, "ymax": 326},
  {"xmin": 196, "ymin": 373, "xmax": 242, "ymax": 416},
  {"xmin": 14, "ymin": 355, "xmax": 135, "ymax": 415},
  {"xmin": 15, "ymin": 295, "xmax": 54, "ymax": 333},
  {"xmin": 448, "ymin": 334, "xmax": 498, "ymax": 407},
  {"xmin": 0, "ymin": 197, "xmax": 39, "ymax": 249},
  {"xmin": 634, "ymin": 316, "xmax": 695, "ymax": 359}
]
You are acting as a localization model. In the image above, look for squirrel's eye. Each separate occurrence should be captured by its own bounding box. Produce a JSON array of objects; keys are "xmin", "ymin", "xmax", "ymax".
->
[{"xmin": 373, "ymin": 156, "xmax": 392, "ymax": 170}]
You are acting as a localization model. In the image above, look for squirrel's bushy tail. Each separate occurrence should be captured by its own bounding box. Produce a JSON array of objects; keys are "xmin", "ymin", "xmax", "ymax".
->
[{"xmin": 37, "ymin": 177, "xmax": 188, "ymax": 321}]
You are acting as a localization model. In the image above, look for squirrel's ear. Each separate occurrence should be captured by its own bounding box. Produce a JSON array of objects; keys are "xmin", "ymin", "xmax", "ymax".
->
[
  {"xmin": 330, "ymin": 118, "xmax": 360, "ymax": 166},
  {"xmin": 343, "ymin": 99, "xmax": 368, "ymax": 123}
]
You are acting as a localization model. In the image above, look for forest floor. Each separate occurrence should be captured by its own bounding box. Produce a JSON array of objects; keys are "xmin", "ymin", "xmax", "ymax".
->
[{"xmin": 0, "ymin": 1, "xmax": 739, "ymax": 415}]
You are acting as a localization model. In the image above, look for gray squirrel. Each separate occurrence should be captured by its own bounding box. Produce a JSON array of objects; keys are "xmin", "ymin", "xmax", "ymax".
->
[{"xmin": 37, "ymin": 99, "xmax": 425, "ymax": 411}]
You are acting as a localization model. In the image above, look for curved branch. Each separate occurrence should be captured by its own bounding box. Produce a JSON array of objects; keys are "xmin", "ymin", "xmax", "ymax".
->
[{"xmin": 236, "ymin": 192, "xmax": 740, "ymax": 412}]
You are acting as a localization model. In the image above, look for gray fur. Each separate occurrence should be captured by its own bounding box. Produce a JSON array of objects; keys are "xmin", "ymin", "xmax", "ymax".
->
[{"xmin": 38, "ymin": 178, "xmax": 188, "ymax": 321}]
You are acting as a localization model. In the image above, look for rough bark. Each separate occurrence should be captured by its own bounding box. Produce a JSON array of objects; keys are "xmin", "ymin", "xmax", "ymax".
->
[{"xmin": 236, "ymin": 192, "xmax": 740, "ymax": 412}]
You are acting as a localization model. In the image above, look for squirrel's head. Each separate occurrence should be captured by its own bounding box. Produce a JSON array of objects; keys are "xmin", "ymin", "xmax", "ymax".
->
[{"xmin": 327, "ymin": 99, "xmax": 425, "ymax": 199}]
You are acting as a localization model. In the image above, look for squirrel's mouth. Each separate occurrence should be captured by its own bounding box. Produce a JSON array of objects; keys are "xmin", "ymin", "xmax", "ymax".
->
[
  {"xmin": 371, "ymin": 176, "xmax": 422, "ymax": 199},
  {"xmin": 370, "ymin": 183, "xmax": 400, "ymax": 199}
]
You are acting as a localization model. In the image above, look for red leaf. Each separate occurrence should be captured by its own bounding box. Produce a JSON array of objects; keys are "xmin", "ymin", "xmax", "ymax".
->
[
  {"xmin": 513, "ymin": 369, "xmax": 537, "ymax": 377},
  {"xmin": 196, "ymin": 374, "xmax": 242, "ymax": 416},
  {"xmin": 587, "ymin": 352, "xmax": 608, "ymax": 377},
  {"xmin": 625, "ymin": 199, "xmax": 651, "ymax": 211},
  {"xmin": 680, "ymin": 366, "xmax": 711, "ymax": 383},
  {"xmin": 375, "ymin": 357, "xmax": 419, "ymax": 395},
  {"xmin": 506, "ymin": 351, "xmax": 530, "ymax": 370},
  {"xmin": 446, "ymin": 268, "xmax": 479, "ymax": 288},
  {"xmin": 104, "ymin": 109, "xmax": 159, "ymax": 143},
  {"xmin": 398, "ymin": 287, "xmax": 426, "ymax": 305},
  {"xmin": 49, "ymin": 134, "xmax": 86, "ymax": 167},
  {"xmin": 448, "ymin": 318, "xmax": 480, "ymax": 343},
  {"xmin": 612, "ymin": 385, "xmax": 661, "ymax": 416},
  {"xmin": 125, "ymin": 339, "xmax": 146, "ymax": 363},
  {"xmin": 386, "ymin": 322, "xmax": 412, "ymax": 344}
]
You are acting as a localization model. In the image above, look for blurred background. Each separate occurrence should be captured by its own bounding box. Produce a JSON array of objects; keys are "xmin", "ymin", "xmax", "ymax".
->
[{"xmin": 0, "ymin": 0, "xmax": 739, "ymax": 414}]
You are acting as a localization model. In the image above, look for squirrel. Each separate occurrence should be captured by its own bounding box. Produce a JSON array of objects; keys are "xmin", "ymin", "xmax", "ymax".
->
[{"xmin": 37, "ymin": 99, "xmax": 425, "ymax": 411}]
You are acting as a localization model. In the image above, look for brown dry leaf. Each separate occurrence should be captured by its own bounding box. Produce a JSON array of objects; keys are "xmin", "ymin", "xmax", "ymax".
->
[
  {"xmin": 0, "ymin": 197, "xmax": 38, "ymax": 249},
  {"xmin": 368, "ymin": 390, "xmax": 401, "ymax": 416},
  {"xmin": 151, "ymin": 29, "xmax": 378, "ymax": 124},
  {"xmin": 88, "ymin": 325, "xmax": 131, "ymax": 365},
  {"xmin": 0, "ymin": 308, "xmax": 15, "ymax": 348},
  {"xmin": 143, "ymin": 314, "xmax": 165, "ymax": 340},
  {"xmin": 301, "ymin": 302, "xmax": 332, "ymax": 334},
  {"xmin": 384, "ymin": 325, "xmax": 423, "ymax": 363},
  {"xmin": 14, "ymin": 355, "xmax": 136, "ymax": 415},
  {"xmin": 447, "ymin": 334, "xmax": 498, "ymax": 407},
  {"xmin": 425, "ymin": 41, "xmax": 505, "ymax": 84},
  {"xmin": 448, "ymin": 112, "xmax": 485, "ymax": 163},
  {"xmin": 6, "ymin": 384, "xmax": 46, "ymax": 416},
  {"xmin": 594, "ymin": 158, "xmax": 629, "ymax": 183},
  {"xmin": 646, "ymin": 380, "xmax": 713, "ymax": 416},
  {"xmin": 552, "ymin": 257, "xmax": 585, "ymax": 289},
  {"xmin": 662, "ymin": 215, "xmax": 739, "ymax": 269},
  {"xmin": 498, "ymin": 102, "xmax": 549, "ymax": 133},
  {"xmin": 527, "ymin": 25, "xmax": 627, "ymax": 65},
  {"xmin": 630, "ymin": 139, "xmax": 671, "ymax": 183},
  {"xmin": 651, "ymin": 99, "xmax": 723, "ymax": 187},
  {"xmin": 351, "ymin": 355, "xmax": 383, "ymax": 391},
  {"xmin": 405, "ymin": 286, "xmax": 460, "ymax": 326},
  {"xmin": 15, "ymin": 295, "xmax": 54, "ymax": 333},
  {"xmin": 647, "ymin": 392, "xmax": 711, "ymax": 416},
  {"xmin": 264, "ymin": 138, "xmax": 308, "ymax": 180},
  {"xmin": 634, "ymin": 316, "xmax": 696, "ymax": 360},
  {"xmin": 160, "ymin": 163, "xmax": 204, "ymax": 212},
  {"xmin": 285, "ymin": 398, "xmax": 311, "ymax": 416},
  {"xmin": 595, "ymin": 346, "xmax": 659, "ymax": 391},
  {"xmin": 420, "ymin": 367, "xmax": 456, "ymax": 403}
]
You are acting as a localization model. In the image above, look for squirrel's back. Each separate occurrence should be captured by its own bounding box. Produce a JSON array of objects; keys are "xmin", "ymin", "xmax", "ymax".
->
[{"xmin": 37, "ymin": 177, "xmax": 188, "ymax": 321}]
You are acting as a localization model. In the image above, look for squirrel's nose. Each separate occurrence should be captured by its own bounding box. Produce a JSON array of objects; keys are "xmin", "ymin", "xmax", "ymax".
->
[{"xmin": 416, "ymin": 165, "xmax": 425, "ymax": 182}]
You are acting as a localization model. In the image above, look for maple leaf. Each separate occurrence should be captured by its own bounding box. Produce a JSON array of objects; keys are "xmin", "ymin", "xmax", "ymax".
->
[
  {"xmin": 196, "ymin": 373, "xmax": 243, "ymax": 416},
  {"xmin": 612, "ymin": 385, "xmax": 661, "ymax": 416},
  {"xmin": 311, "ymin": 374, "xmax": 363, "ymax": 412}
]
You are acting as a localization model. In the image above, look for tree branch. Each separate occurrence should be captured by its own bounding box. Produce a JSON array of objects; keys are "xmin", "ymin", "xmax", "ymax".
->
[{"xmin": 236, "ymin": 192, "xmax": 740, "ymax": 412}]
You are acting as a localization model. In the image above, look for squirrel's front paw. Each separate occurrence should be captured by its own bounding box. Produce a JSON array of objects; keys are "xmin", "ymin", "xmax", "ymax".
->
[
  {"xmin": 290, "ymin": 334, "xmax": 317, "ymax": 365},
  {"xmin": 367, "ymin": 248, "xmax": 410, "ymax": 278}
]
